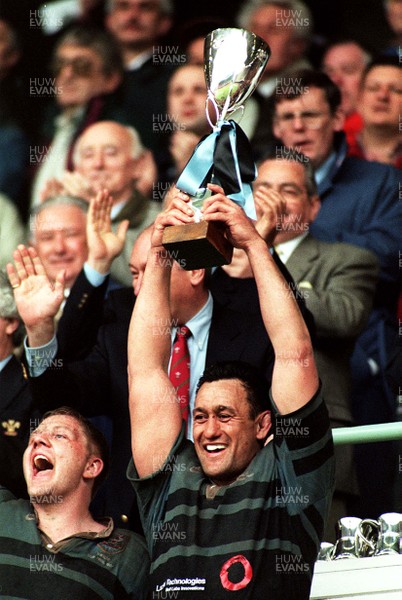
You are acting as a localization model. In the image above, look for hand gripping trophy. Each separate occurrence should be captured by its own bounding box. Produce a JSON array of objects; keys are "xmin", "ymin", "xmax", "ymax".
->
[{"xmin": 162, "ymin": 28, "xmax": 270, "ymax": 269}]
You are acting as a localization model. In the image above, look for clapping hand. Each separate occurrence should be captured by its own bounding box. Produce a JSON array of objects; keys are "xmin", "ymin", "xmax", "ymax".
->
[
  {"xmin": 253, "ymin": 187, "xmax": 287, "ymax": 246},
  {"xmin": 86, "ymin": 189, "xmax": 129, "ymax": 274}
]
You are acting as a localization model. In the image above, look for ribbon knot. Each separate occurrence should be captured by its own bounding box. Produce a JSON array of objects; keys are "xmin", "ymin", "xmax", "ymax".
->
[{"xmin": 176, "ymin": 119, "xmax": 257, "ymax": 219}]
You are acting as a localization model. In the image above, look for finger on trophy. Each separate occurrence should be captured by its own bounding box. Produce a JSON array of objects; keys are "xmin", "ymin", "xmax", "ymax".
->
[
  {"xmin": 206, "ymin": 182, "xmax": 225, "ymax": 196},
  {"xmin": 167, "ymin": 196, "xmax": 194, "ymax": 216},
  {"xmin": 163, "ymin": 186, "xmax": 189, "ymax": 209}
]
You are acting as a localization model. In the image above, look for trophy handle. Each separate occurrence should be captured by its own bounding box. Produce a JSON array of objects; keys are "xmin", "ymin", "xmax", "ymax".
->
[{"xmin": 206, "ymin": 92, "xmax": 220, "ymax": 130}]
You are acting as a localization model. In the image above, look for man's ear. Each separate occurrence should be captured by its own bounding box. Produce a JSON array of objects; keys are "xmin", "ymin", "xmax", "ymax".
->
[
  {"xmin": 156, "ymin": 15, "xmax": 172, "ymax": 39},
  {"xmin": 332, "ymin": 107, "xmax": 345, "ymax": 132},
  {"xmin": 131, "ymin": 156, "xmax": 142, "ymax": 180},
  {"xmin": 189, "ymin": 268, "xmax": 206, "ymax": 287},
  {"xmin": 83, "ymin": 456, "xmax": 104, "ymax": 482},
  {"xmin": 308, "ymin": 194, "xmax": 321, "ymax": 222},
  {"xmin": 102, "ymin": 71, "xmax": 122, "ymax": 94},
  {"xmin": 272, "ymin": 118, "xmax": 281, "ymax": 141},
  {"xmin": 288, "ymin": 37, "xmax": 307, "ymax": 64},
  {"xmin": 256, "ymin": 410, "xmax": 272, "ymax": 441},
  {"xmin": 5, "ymin": 318, "xmax": 20, "ymax": 336},
  {"xmin": 3, "ymin": 47, "xmax": 20, "ymax": 73}
]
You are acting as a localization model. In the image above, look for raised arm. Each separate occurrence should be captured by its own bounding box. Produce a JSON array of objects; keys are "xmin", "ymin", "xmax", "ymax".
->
[
  {"xmin": 6, "ymin": 245, "xmax": 64, "ymax": 347},
  {"xmin": 202, "ymin": 185, "xmax": 319, "ymax": 414},
  {"xmin": 128, "ymin": 196, "xmax": 194, "ymax": 477}
]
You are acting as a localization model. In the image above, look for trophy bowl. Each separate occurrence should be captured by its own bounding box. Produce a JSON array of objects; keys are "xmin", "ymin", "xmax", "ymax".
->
[
  {"xmin": 162, "ymin": 28, "xmax": 270, "ymax": 270},
  {"xmin": 204, "ymin": 27, "xmax": 270, "ymax": 121}
]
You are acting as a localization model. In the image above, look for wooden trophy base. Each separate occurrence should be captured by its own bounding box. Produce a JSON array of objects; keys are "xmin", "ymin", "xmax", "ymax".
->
[{"xmin": 162, "ymin": 220, "xmax": 233, "ymax": 270}]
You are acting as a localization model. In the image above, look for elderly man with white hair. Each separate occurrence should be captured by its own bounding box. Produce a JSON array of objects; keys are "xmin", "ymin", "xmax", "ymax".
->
[{"xmin": 41, "ymin": 120, "xmax": 161, "ymax": 286}]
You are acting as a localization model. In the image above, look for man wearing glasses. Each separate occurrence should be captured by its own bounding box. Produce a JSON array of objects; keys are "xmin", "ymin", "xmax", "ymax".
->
[
  {"xmin": 271, "ymin": 68, "xmax": 402, "ymax": 520},
  {"xmin": 30, "ymin": 26, "xmax": 124, "ymax": 208}
]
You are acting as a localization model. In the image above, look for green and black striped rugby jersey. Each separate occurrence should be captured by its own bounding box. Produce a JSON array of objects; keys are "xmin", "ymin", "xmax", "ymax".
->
[
  {"xmin": 0, "ymin": 488, "xmax": 150, "ymax": 599},
  {"xmin": 129, "ymin": 387, "xmax": 335, "ymax": 600}
]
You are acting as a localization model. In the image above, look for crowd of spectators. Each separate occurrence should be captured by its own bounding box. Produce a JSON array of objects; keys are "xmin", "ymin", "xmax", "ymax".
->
[{"xmin": 0, "ymin": 0, "xmax": 401, "ymax": 598}]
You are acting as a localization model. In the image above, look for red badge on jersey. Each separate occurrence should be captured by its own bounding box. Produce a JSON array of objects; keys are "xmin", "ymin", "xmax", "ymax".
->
[{"xmin": 220, "ymin": 554, "xmax": 253, "ymax": 591}]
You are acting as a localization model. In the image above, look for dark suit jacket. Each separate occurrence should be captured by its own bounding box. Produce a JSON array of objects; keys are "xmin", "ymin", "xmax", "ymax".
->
[
  {"xmin": 209, "ymin": 249, "xmax": 316, "ymax": 342},
  {"xmin": 117, "ymin": 58, "xmax": 175, "ymax": 181},
  {"xmin": 0, "ymin": 355, "xmax": 41, "ymax": 498},
  {"xmin": 310, "ymin": 134, "xmax": 402, "ymax": 422},
  {"xmin": 286, "ymin": 235, "xmax": 379, "ymax": 424},
  {"xmin": 30, "ymin": 275, "xmax": 275, "ymax": 530}
]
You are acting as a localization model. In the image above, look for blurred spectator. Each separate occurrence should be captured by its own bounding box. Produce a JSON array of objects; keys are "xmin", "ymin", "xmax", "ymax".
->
[
  {"xmin": 0, "ymin": 18, "xmax": 27, "ymax": 129},
  {"xmin": 30, "ymin": 26, "xmax": 124, "ymax": 209},
  {"xmin": 347, "ymin": 56, "xmax": 402, "ymax": 168},
  {"xmin": 0, "ymin": 18, "xmax": 21, "ymax": 82},
  {"xmin": 238, "ymin": 0, "xmax": 313, "ymax": 83},
  {"xmin": 236, "ymin": 0, "xmax": 314, "ymax": 161},
  {"xmin": 28, "ymin": 196, "xmax": 89, "ymax": 293},
  {"xmin": 40, "ymin": 120, "xmax": 161, "ymax": 287},
  {"xmin": 0, "ymin": 19, "xmax": 30, "ymax": 210},
  {"xmin": 382, "ymin": 0, "xmax": 402, "ymax": 57},
  {"xmin": 321, "ymin": 39, "xmax": 371, "ymax": 147},
  {"xmin": 165, "ymin": 63, "xmax": 213, "ymax": 182},
  {"xmin": 0, "ymin": 269, "xmax": 40, "ymax": 499},
  {"xmin": 0, "ymin": 194, "xmax": 26, "ymax": 269},
  {"xmin": 272, "ymin": 69, "xmax": 402, "ymax": 518},
  {"xmin": 105, "ymin": 0, "xmax": 174, "ymax": 177},
  {"xmin": 176, "ymin": 16, "xmax": 228, "ymax": 67},
  {"xmin": 27, "ymin": 193, "xmax": 123, "ymax": 307},
  {"xmin": 37, "ymin": 0, "xmax": 106, "ymax": 37}
]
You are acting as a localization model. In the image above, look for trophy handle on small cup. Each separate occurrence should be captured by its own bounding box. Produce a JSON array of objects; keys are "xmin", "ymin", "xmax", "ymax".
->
[{"xmin": 162, "ymin": 28, "xmax": 270, "ymax": 270}]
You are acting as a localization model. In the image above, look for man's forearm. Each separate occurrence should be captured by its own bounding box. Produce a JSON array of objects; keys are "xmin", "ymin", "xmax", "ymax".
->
[
  {"xmin": 128, "ymin": 247, "xmax": 172, "ymax": 376},
  {"xmin": 246, "ymin": 239, "xmax": 311, "ymax": 349},
  {"xmin": 246, "ymin": 238, "xmax": 317, "ymax": 413}
]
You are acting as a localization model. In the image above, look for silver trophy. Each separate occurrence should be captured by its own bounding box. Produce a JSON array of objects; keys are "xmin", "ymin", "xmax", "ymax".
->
[
  {"xmin": 334, "ymin": 517, "xmax": 363, "ymax": 559},
  {"xmin": 162, "ymin": 28, "xmax": 270, "ymax": 270},
  {"xmin": 374, "ymin": 512, "xmax": 402, "ymax": 555},
  {"xmin": 317, "ymin": 542, "xmax": 335, "ymax": 561},
  {"xmin": 204, "ymin": 27, "xmax": 270, "ymax": 127},
  {"xmin": 331, "ymin": 513, "xmax": 402, "ymax": 559}
]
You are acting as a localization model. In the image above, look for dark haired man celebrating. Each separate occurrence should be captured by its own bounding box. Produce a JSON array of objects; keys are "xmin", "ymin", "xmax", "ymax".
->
[{"xmin": 127, "ymin": 187, "xmax": 335, "ymax": 599}]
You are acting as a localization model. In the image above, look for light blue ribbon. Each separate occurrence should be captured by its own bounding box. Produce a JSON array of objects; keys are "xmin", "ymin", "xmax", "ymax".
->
[{"xmin": 176, "ymin": 120, "xmax": 257, "ymax": 220}]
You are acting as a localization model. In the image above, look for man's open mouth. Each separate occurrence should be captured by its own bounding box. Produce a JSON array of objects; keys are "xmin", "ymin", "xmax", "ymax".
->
[{"xmin": 33, "ymin": 455, "xmax": 54, "ymax": 475}]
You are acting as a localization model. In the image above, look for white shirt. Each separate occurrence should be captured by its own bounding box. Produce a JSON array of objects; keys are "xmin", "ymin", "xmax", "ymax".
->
[
  {"xmin": 126, "ymin": 50, "xmax": 153, "ymax": 72},
  {"xmin": 169, "ymin": 292, "xmax": 213, "ymax": 439},
  {"xmin": 274, "ymin": 232, "xmax": 308, "ymax": 264}
]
